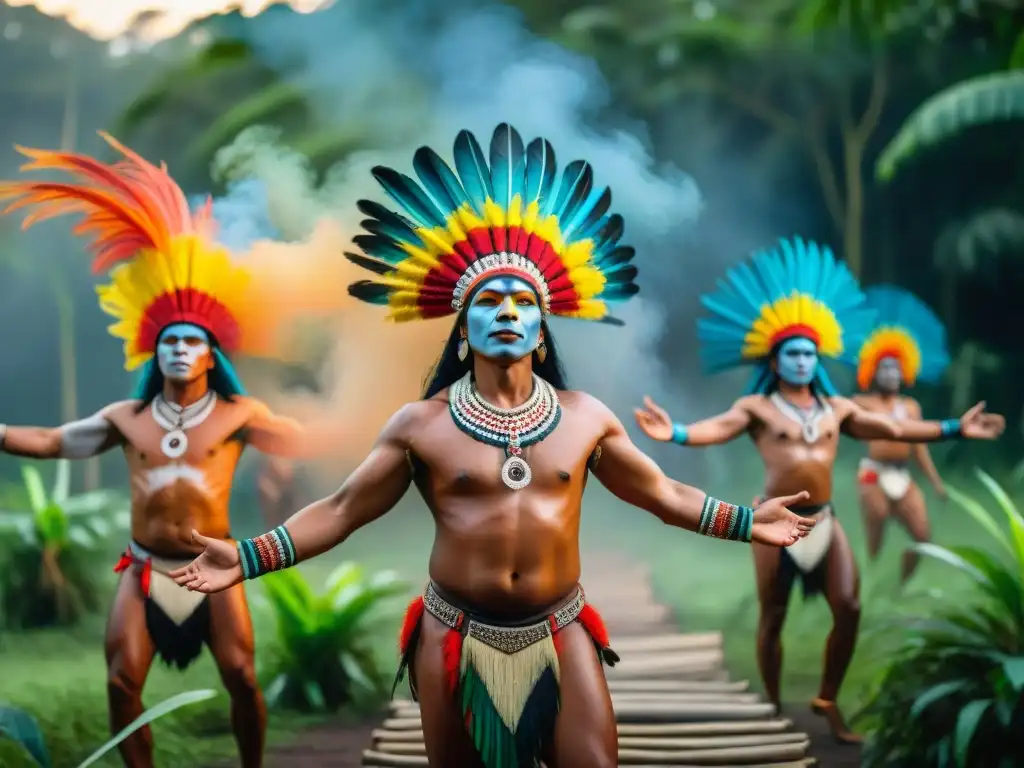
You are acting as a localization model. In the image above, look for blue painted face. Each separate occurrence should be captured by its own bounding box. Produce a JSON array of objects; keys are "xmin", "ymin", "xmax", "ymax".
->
[
  {"xmin": 775, "ymin": 337, "xmax": 818, "ymax": 386},
  {"xmin": 156, "ymin": 323, "xmax": 212, "ymax": 382},
  {"xmin": 465, "ymin": 275, "xmax": 543, "ymax": 361}
]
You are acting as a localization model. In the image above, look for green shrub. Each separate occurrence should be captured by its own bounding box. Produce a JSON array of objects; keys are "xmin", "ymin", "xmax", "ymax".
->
[
  {"xmin": 0, "ymin": 689, "xmax": 217, "ymax": 768},
  {"xmin": 259, "ymin": 562, "xmax": 408, "ymax": 712},
  {"xmin": 0, "ymin": 461, "xmax": 128, "ymax": 629},
  {"xmin": 860, "ymin": 469, "xmax": 1024, "ymax": 767}
]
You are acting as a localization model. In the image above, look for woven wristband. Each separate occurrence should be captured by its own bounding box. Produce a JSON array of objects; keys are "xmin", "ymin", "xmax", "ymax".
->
[
  {"xmin": 237, "ymin": 525, "xmax": 297, "ymax": 580},
  {"xmin": 671, "ymin": 423, "xmax": 689, "ymax": 445},
  {"xmin": 698, "ymin": 496, "xmax": 753, "ymax": 542},
  {"xmin": 939, "ymin": 418, "xmax": 962, "ymax": 440}
]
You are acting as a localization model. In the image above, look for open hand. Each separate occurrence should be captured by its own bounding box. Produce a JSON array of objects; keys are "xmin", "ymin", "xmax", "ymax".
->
[
  {"xmin": 960, "ymin": 402, "xmax": 1005, "ymax": 440},
  {"xmin": 751, "ymin": 491, "xmax": 815, "ymax": 547},
  {"xmin": 634, "ymin": 396, "xmax": 674, "ymax": 442},
  {"xmin": 169, "ymin": 530, "xmax": 243, "ymax": 594}
]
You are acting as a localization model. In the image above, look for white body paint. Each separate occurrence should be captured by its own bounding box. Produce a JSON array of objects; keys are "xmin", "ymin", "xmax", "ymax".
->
[{"xmin": 144, "ymin": 464, "xmax": 209, "ymax": 495}]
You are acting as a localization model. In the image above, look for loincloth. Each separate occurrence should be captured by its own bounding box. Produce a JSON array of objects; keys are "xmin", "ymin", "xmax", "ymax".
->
[
  {"xmin": 113, "ymin": 541, "xmax": 210, "ymax": 670},
  {"xmin": 394, "ymin": 582, "xmax": 618, "ymax": 768},
  {"xmin": 778, "ymin": 503, "xmax": 835, "ymax": 599},
  {"xmin": 858, "ymin": 458, "xmax": 912, "ymax": 501}
]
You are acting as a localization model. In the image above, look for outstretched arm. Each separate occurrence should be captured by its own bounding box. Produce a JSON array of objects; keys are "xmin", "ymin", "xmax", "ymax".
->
[
  {"xmin": 892, "ymin": 401, "xmax": 1004, "ymax": 444},
  {"xmin": 172, "ymin": 403, "xmax": 418, "ymax": 592},
  {"xmin": 634, "ymin": 395, "xmax": 752, "ymax": 447},
  {"xmin": 901, "ymin": 399, "xmax": 945, "ymax": 495},
  {"xmin": 242, "ymin": 398, "xmax": 345, "ymax": 459},
  {"xmin": 589, "ymin": 396, "xmax": 813, "ymax": 547},
  {"xmin": 1, "ymin": 405, "xmax": 125, "ymax": 459},
  {"xmin": 835, "ymin": 396, "xmax": 902, "ymax": 441}
]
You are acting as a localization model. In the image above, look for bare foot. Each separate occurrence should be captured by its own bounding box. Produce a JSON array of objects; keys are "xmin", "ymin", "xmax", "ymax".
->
[{"xmin": 810, "ymin": 697, "xmax": 863, "ymax": 744}]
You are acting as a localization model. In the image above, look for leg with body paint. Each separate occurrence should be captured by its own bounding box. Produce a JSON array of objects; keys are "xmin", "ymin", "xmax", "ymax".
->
[
  {"xmin": 858, "ymin": 482, "xmax": 891, "ymax": 561},
  {"xmin": 105, "ymin": 569, "xmax": 157, "ymax": 768},
  {"xmin": 894, "ymin": 481, "xmax": 931, "ymax": 585},
  {"xmin": 412, "ymin": 612, "xmax": 485, "ymax": 767},
  {"xmin": 812, "ymin": 520, "xmax": 863, "ymax": 744},
  {"xmin": 544, "ymin": 622, "xmax": 617, "ymax": 768},
  {"xmin": 752, "ymin": 541, "xmax": 796, "ymax": 709},
  {"xmin": 206, "ymin": 585, "xmax": 265, "ymax": 768}
]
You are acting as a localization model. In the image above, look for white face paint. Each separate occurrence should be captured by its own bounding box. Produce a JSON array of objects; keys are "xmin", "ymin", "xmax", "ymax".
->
[
  {"xmin": 156, "ymin": 323, "xmax": 212, "ymax": 383},
  {"xmin": 875, "ymin": 357, "xmax": 903, "ymax": 393}
]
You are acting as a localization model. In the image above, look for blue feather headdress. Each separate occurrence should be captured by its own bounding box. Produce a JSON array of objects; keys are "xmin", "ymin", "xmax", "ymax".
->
[
  {"xmin": 852, "ymin": 285, "xmax": 950, "ymax": 390},
  {"xmin": 697, "ymin": 237, "xmax": 876, "ymax": 395},
  {"xmin": 344, "ymin": 123, "xmax": 639, "ymax": 324}
]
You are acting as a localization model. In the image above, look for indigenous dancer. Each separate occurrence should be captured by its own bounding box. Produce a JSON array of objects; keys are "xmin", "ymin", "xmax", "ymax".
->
[
  {"xmin": 0, "ymin": 135, "xmax": 341, "ymax": 768},
  {"xmin": 633, "ymin": 238, "xmax": 1005, "ymax": 744},
  {"xmin": 172, "ymin": 123, "xmax": 816, "ymax": 768},
  {"xmin": 848, "ymin": 286, "xmax": 952, "ymax": 584}
]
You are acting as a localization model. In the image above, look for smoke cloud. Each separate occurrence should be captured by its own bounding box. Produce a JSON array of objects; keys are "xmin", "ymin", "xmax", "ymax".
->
[{"xmin": 205, "ymin": 0, "xmax": 743, "ymax": 481}]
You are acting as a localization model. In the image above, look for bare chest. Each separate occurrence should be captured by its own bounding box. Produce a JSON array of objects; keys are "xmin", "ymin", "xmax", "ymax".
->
[
  {"xmin": 116, "ymin": 403, "xmax": 247, "ymax": 479},
  {"xmin": 751, "ymin": 396, "xmax": 840, "ymax": 453},
  {"xmin": 410, "ymin": 411, "xmax": 597, "ymax": 498}
]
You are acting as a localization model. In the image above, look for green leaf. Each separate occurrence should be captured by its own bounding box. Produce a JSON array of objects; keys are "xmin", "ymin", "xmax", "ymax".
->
[
  {"xmin": 1001, "ymin": 656, "xmax": 1024, "ymax": 690},
  {"xmin": 876, "ymin": 71, "xmax": 1024, "ymax": 181},
  {"xmin": 0, "ymin": 705, "xmax": 52, "ymax": 768},
  {"xmin": 51, "ymin": 461, "xmax": 69, "ymax": 506},
  {"xmin": 183, "ymin": 82, "xmax": 310, "ymax": 172},
  {"xmin": 975, "ymin": 469, "xmax": 1024, "ymax": 580},
  {"xmin": 20, "ymin": 466, "xmax": 48, "ymax": 515},
  {"xmin": 912, "ymin": 542, "xmax": 987, "ymax": 583},
  {"xmin": 954, "ymin": 699, "xmax": 992, "ymax": 767},
  {"xmin": 1010, "ymin": 29, "xmax": 1024, "ymax": 70},
  {"xmin": 76, "ymin": 689, "xmax": 217, "ymax": 768},
  {"xmin": 946, "ymin": 483, "xmax": 1016, "ymax": 560},
  {"xmin": 945, "ymin": 545, "xmax": 1024, "ymax": 622},
  {"xmin": 910, "ymin": 679, "xmax": 968, "ymax": 718}
]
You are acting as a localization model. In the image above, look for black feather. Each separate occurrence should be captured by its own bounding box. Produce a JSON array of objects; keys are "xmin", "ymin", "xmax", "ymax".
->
[
  {"xmin": 371, "ymin": 166, "xmax": 446, "ymax": 229},
  {"xmin": 353, "ymin": 234, "xmax": 412, "ymax": 265},
  {"xmin": 567, "ymin": 186, "xmax": 611, "ymax": 239},
  {"xmin": 347, "ymin": 280, "xmax": 393, "ymax": 305},
  {"xmin": 344, "ymin": 252, "xmax": 394, "ymax": 276},
  {"xmin": 413, "ymin": 146, "xmax": 470, "ymax": 216}
]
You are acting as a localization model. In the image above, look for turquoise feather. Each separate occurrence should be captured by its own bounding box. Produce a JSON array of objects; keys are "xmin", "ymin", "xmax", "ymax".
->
[
  {"xmin": 488, "ymin": 123, "xmax": 525, "ymax": 212},
  {"xmin": 524, "ymin": 138, "xmax": 556, "ymax": 207},
  {"xmin": 343, "ymin": 252, "xmax": 392, "ymax": 276},
  {"xmin": 413, "ymin": 146, "xmax": 471, "ymax": 220},
  {"xmin": 371, "ymin": 166, "xmax": 447, "ymax": 229},
  {"xmin": 352, "ymin": 234, "xmax": 412, "ymax": 265},
  {"xmin": 453, "ymin": 130, "xmax": 493, "ymax": 215}
]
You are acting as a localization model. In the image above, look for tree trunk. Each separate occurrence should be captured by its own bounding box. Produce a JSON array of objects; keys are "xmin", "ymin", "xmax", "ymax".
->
[{"xmin": 843, "ymin": 134, "xmax": 864, "ymax": 277}]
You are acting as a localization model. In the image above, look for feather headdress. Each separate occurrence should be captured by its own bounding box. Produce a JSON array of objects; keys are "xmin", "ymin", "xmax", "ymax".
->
[
  {"xmin": 344, "ymin": 123, "xmax": 639, "ymax": 324},
  {"xmin": 697, "ymin": 237, "xmax": 876, "ymax": 394},
  {"xmin": 853, "ymin": 285, "xmax": 950, "ymax": 390},
  {"xmin": 0, "ymin": 132, "xmax": 265, "ymax": 371}
]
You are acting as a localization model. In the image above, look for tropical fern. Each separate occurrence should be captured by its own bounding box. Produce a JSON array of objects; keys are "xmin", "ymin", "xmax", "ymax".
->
[{"xmin": 876, "ymin": 70, "xmax": 1024, "ymax": 181}]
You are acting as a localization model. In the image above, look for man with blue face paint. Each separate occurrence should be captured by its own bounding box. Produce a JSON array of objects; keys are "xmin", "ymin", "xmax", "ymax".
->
[
  {"xmin": 174, "ymin": 124, "xmax": 818, "ymax": 768},
  {"xmin": 635, "ymin": 238, "xmax": 1005, "ymax": 745},
  {"xmin": 0, "ymin": 137, "xmax": 348, "ymax": 768}
]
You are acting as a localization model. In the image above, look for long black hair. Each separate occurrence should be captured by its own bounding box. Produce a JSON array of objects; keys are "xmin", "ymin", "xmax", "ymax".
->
[{"xmin": 421, "ymin": 311, "xmax": 569, "ymax": 400}]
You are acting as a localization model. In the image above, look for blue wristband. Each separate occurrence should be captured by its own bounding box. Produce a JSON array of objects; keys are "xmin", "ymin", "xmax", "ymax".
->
[
  {"xmin": 671, "ymin": 423, "xmax": 689, "ymax": 445},
  {"xmin": 939, "ymin": 418, "xmax": 961, "ymax": 440}
]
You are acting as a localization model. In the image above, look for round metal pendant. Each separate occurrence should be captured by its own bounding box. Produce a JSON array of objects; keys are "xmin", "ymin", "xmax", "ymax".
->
[
  {"xmin": 501, "ymin": 455, "xmax": 532, "ymax": 490},
  {"xmin": 161, "ymin": 430, "xmax": 188, "ymax": 458},
  {"xmin": 802, "ymin": 422, "xmax": 820, "ymax": 443}
]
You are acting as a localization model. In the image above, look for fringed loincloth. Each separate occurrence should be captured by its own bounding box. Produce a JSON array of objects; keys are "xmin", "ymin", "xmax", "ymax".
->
[
  {"xmin": 858, "ymin": 457, "xmax": 912, "ymax": 501},
  {"xmin": 394, "ymin": 582, "xmax": 618, "ymax": 768},
  {"xmin": 114, "ymin": 541, "xmax": 210, "ymax": 670},
  {"xmin": 778, "ymin": 503, "xmax": 835, "ymax": 599}
]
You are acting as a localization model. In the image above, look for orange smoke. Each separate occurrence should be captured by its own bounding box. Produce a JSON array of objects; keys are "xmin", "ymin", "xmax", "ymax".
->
[
  {"xmin": 238, "ymin": 218, "xmax": 451, "ymax": 469},
  {"xmin": 4, "ymin": 0, "xmax": 335, "ymax": 42}
]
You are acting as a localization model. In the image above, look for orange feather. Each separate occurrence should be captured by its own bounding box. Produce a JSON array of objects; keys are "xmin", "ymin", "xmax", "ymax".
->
[{"xmin": 0, "ymin": 131, "xmax": 204, "ymax": 274}]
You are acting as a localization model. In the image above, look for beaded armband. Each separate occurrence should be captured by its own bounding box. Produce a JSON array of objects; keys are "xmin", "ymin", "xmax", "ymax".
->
[
  {"xmin": 939, "ymin": 418, "xmax": 962, "ymax": 440},
  {"xmin": 237, "ymin": 525, "xmax": 297, "ymax": 580},
  {"xmin": 698, "ymin": 496, "xmax": 753, "ymax": 542},
  {"xmin": 671, "ymin": 423, "xmax": 689, "ymax": 446}
]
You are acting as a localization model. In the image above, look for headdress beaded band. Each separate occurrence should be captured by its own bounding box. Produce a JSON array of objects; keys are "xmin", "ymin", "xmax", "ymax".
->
[
  {"xmin": 238, "ymin": 526, "xmax": 297, "ymax": 579},
  {"xmin": 699, "ymin": 496, "xmax": 753, "ymax": 542}
]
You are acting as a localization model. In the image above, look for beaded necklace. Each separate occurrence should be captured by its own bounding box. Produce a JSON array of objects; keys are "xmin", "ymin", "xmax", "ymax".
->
[
  {"xmin": 151, "ymin": 391, "xmax": 217, "ymax": 458},
  {"xmin": 448, "ymin": 371, "xmax": 561, "ymax": 490}
]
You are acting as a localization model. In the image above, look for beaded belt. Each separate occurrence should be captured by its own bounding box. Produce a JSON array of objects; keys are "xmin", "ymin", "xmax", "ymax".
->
[{"xmin": 423, "ymin": 582, "xmax": 586, "ymax": 655}]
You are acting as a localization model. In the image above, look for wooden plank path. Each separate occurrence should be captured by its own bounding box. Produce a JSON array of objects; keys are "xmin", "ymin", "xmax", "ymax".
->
[{"xmin": 362, "ymin": 553, "xmax": 815, "ymax": 767}]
